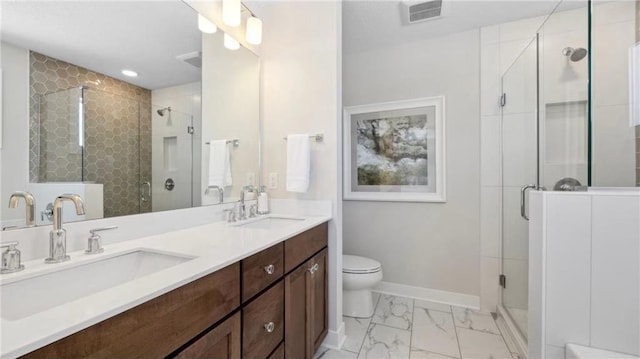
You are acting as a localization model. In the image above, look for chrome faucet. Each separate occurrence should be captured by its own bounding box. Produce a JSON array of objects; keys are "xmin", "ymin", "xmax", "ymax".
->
[
  {"xmin": 205, "ymin": 185, "xmax": 224, "ymax": 203},
  {"xmin": 46, "ymin": 194, "xmax": 85, "ymax": 264},
  {"xmin": 8, "ymin": 191, "xmax": 36, "ymax": 227},
  {"xmin": 239, "ymin": 185, "xmax": 255, "ymax": 220}
]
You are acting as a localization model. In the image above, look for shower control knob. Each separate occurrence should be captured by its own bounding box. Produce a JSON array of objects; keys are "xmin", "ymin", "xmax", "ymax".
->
[{"xmin": 164, "ymin": 178, "xmax": 175, "ymax": 191}]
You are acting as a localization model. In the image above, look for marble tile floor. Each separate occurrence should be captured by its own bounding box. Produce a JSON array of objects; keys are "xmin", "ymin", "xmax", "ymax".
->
[{"xmin": 316, "ymin": 293, "xmax": 520, "ymax": 359}]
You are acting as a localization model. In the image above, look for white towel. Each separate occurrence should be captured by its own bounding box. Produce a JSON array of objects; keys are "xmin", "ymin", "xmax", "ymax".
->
[
  {"xmin": 208, "ymin": 140, "xmax": 232, "ymax": 188},
  {"xmin": 286, "ymin": 134, "xmax": 310, "ymax": 193}
]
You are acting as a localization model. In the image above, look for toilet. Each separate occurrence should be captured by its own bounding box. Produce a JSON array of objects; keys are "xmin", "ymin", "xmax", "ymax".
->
[{"xmin": 342, "ymin": 255, "xmax": 383, "ymax": 318}]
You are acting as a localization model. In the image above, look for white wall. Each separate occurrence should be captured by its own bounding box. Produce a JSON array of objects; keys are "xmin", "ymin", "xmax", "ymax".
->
[
  {"xmin": 152, "ymin": 82, "xmax": 202, "ymax": 211},
  {"xmin": 529, "ymin": 190, "xmax": 640, "ymax": 358},
  {"xmin": 0, "ymin": 42, "xmax": 30, "ymax": 226},
  {"xmin": 258, "ymin": 1, "xmax": 344, "ymax": 348},
  {"xmin": 343, "ymin": 30, "xmax": 481, "ymax": 299},
  {"xmin": 201, "ymin": 31, "xmax": 260, "ymax": 204}
]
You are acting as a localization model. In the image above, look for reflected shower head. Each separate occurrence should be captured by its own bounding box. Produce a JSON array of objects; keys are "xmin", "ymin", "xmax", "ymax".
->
[
  {"xmin": 562, "ymin": 47, "xmax": 587, "ymax": 62},
  {"xmin": 157, "ymin": 107, "xmax": 171, "ymax": 116}
]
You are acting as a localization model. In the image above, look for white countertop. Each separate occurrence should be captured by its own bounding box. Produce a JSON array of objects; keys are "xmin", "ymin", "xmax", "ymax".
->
[{"xmin": 0, "ymin": 213, "xmax": 331, "ymax": 358}]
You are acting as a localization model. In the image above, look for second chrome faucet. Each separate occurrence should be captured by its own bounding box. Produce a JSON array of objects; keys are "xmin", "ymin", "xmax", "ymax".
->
[{"xmin": 45, "ymin": 194, "xmax": 86, "ymax": 264}]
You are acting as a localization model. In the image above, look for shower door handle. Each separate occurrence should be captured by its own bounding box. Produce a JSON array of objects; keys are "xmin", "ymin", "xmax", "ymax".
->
[
  {"xmin": 141, "ymin": 182, "xmax": 151, "ymax": 202},
  {"xmin": 520, "ymin": 184, "xmax": 537, "ymax": 221}
]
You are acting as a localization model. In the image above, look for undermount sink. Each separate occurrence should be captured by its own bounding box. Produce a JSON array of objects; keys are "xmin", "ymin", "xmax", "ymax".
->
[
  {"xmin": 234, "ymin": 216, "xmax": 305, "ymax": 230},
  {"xmin": 1, "ymin": 249, "xmax": 194, "ymax": 321}
]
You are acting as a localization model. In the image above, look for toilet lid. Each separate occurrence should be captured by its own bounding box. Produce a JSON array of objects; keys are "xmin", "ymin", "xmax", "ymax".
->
[{"xmin": 343, "ymin": 255, "xmax": 382, "ymax": 274}]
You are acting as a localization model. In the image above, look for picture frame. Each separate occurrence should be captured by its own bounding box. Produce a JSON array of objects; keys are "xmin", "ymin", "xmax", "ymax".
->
[{"xmin": 343, "ymin": 96, "xmax": 446, "ymax": 202}]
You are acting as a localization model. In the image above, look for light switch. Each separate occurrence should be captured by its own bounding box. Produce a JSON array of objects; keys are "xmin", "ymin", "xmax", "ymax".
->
[
  {"xmin": 247, "ymin": 172, "xmax": 255, "ymax": 186},
  {"xmin": 269, "ymin": 172, "xmax": 278, "ymax": 189}
]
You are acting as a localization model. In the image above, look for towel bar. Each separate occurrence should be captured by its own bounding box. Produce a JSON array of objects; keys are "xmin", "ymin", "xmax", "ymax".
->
[
  {"xmin": 205, "ymin": 139, "xmax": 240, "ymax": 147},
  {"xmin": 283, "ymin": 134, "xmax": 323, "ymax": 143}
]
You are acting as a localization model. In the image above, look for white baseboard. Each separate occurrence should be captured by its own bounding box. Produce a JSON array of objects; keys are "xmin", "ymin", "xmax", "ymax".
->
[
  {"xmin": 374, "ymin": 281, "xmax": 480, "ymax": 309},
  {"xmin": 321, "ymin": 321, "xmax": 346, "ymax": 350}
]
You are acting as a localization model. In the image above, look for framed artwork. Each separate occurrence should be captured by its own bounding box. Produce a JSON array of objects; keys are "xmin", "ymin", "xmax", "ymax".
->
[{"xmin": 343, "ymin": 96, "xmax": 446, "ymax": 202}]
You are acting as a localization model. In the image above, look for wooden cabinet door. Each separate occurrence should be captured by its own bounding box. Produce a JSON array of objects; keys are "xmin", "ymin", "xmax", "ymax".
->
[
  {"xmin": 284, "ymin": 257, "xmax": 312, "ymax": 359},
  {"xmin": 173, "ymin": 312, "xmax": 241, "ymax": 359},
  {"xmin": 284, "ymin": 248, "xmax": 328, "ymax": 359},
  {"xmin": 310, "ymin": 248, "xmax": 328, "ymax": 353}
]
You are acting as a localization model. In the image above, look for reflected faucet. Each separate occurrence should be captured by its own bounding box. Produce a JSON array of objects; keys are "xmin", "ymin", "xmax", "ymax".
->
[
  {"xmin": 205, "ymin": 185, "xmax": 224, "ymax": 204},
  {"xmin": 239, "ymin": 185, "xmax": 255, "ymax": 220},
  {"xmin": 8, "ymin": 191, "xmax": 36, "ymax": 227},
  {"xmin": 46, "ymin": 194, "xmax": 85, "ymax": 264}
]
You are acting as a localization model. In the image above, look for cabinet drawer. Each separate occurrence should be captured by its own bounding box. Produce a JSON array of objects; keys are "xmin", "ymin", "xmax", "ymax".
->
[
  {"xmin": 284, "ymin": 222, "xmax": 328, "ymax": 273},
  {"xmin": 243, "ymin": 281, "xmax": 284, "ymax": 359},
  {"xmin": 173, "ymin": 312, "xmax": 241, "ymax": 359},
  {"xmin": 242, "ymin": 243, "xmax": 283, "ymax": 302}
]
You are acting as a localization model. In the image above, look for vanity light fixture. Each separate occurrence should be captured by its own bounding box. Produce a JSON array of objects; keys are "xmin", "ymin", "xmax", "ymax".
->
[
  {"xmin": 222, "ymin": 0, "xmax": 241, "ymax": 27},
  {"xmin": 245, "ymin": 16, "xmax": 262, "ymax": 45},
  {"xmin": 224, "ymin": 33, "xmax": 240, "ymax": 50},
  {"xmin": 121, "ymin": 69, "xmax": 138, "ymax": 77},
  {"xmin": 197, "ymin": 14, "xmax": 217, "ymax": 34}
]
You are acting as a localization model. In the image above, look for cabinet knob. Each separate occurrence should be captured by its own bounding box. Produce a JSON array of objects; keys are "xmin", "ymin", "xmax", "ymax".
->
[
  {"xmin": 264, "ymin": 321, "xmax": 275, "ymax": 333},
  {"xmin": 264, "ymin": 264, "xmax": 275, "ymax": 275},
  {"xmin": 307, "ymin": 263, "xmax": 319, "ymax": 274}
]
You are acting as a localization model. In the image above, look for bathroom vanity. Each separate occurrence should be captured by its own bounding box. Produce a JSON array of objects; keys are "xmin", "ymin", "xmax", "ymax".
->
[{"xmin": 1, "ymin": 215, "xmax": 329, "ymax": 359}]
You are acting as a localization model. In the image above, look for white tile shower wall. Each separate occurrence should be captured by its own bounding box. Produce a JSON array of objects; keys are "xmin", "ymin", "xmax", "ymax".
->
[
  {"xmin": 151, "ymin": 82, "xmax": 202, "ymax": 210},
  {"xmin": 343, "ymin": 29, "xmax": 481, "ymax": 298},
  {"xmin": 590, "ymin": 1, "xmax": 636, "ymax": 186},
  {"xmin": 529, "ymin": 191, "xmax": 640, "ymax": 358},
  {"xmin": 258, "ymin": 1, "xmax": 344, "ymax": 348}
]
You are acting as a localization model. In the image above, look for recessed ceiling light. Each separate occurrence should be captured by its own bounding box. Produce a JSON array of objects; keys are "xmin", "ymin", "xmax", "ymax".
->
[{"xmin": 121, "ymin": 69, "xmax": 138, "ymax": 77}]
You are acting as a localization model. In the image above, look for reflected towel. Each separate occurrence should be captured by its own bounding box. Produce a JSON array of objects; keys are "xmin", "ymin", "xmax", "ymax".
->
[
  {"xmin": 208, "ymin": 140, "xmax": 232, "ymax": 188},
  {"xmin": 286, "ymin": 134, "xmax": 310, "ymax": 193}
]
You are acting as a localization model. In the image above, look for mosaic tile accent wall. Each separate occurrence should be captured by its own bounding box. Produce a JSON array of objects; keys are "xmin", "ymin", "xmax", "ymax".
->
[{"xmin": 29, "ymin": 52, "xmax": 152, "ymax": 217}]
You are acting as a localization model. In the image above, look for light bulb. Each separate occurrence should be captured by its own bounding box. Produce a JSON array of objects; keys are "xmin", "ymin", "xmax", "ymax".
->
[
  {"xmin": 245, "ymin": 17, "xmax": 262, "ymax": 45},
  {"xmin": 121, "ymin": 69, "xmax": 138, "ymax": 77},
  {"xmin": 198, "ymin": 14, "xmax": 217, "ymax": 34},
  {"xmin": 222, "ymin": 0, "xmax": 241, "ymax": 27},
  {"xmin": 224, "ymin": 33, "xmax": 240, "ymax": 50}
]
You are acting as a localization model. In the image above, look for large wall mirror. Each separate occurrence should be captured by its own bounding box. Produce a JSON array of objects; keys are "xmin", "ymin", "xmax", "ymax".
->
[{"xmin": 0, "ymin": 1, "xmax": 260, "ymax": 229}]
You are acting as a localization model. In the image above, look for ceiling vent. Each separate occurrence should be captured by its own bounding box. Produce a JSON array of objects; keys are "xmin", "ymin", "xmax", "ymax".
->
[
  {"xmin": 176, "ymin": 51, "xmax": 202, "ymax": 69},
  {"xmin": 401, "ymin": 0, "xmax": 443, "ymax": 24}
]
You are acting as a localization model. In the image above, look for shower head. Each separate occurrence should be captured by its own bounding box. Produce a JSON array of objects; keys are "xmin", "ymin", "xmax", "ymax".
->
[
  {"xmin": 562, "ymin": 47, "xmax": 587, "ymax": 62},
  {"xmin": 157, "ymin": 107, "xmax": 171, "ymax": 117}
]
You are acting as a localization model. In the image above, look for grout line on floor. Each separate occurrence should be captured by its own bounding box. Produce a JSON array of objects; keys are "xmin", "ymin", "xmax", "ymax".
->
[
  {"xmin": 408, "ymin": 298, "xmax": 415, "ymax": 357},
  {"xmin": 450, "ymin": 309, "xmax": 464, "ymax": 359}
]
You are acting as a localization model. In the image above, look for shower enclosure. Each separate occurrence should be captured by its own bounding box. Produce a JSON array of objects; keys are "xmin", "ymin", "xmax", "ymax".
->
[
  {"xmin": 35, "ymin": 86, "xmax": 196, "ymax": 218},
  {"xmin": 499, "ymin": 0, "xmax": 638, "ymax": 346},
  {"xmin": 500, "ymin": 0, "xmax": 589, "ymax": 342}
]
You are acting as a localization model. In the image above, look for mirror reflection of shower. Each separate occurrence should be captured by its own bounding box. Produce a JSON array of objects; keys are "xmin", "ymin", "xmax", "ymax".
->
[
  {"xmin": 562, "ymin": 47, "xmax": 588, "ymax": 62},
  {"xmin": 157, "ymin": 106, "xmax": 171, "ymax": 117}
]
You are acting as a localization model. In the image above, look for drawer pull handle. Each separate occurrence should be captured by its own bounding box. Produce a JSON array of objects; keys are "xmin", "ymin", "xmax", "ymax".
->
[
  {"xmin": 264, "ymin": 321, "xmax": 275, "ymax": 333},
  {"xmin": 264, "ymin": 264, "xmax": 275, "ymax": 275}
]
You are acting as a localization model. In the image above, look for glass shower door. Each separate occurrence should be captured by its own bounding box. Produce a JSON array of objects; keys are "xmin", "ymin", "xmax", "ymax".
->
[{"xmin": 500, "ymin": 36, "xmax": 538, "ymax": 339}]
